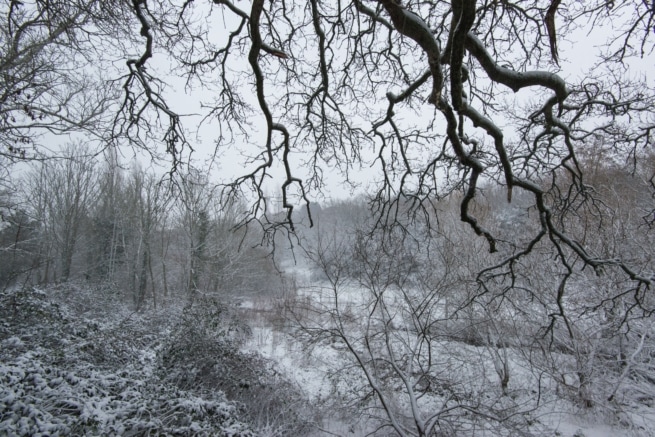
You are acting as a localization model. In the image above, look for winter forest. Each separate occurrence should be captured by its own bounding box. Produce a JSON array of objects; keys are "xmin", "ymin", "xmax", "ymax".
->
[{"xmin": 1, "ymin": 1, "xmax": 655, "ymax": 436}]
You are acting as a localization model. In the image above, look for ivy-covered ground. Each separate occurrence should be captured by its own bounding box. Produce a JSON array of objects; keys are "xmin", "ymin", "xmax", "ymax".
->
[{"xmin": 0, "ymin": 284, "xmax": 312, "ymax": 436}]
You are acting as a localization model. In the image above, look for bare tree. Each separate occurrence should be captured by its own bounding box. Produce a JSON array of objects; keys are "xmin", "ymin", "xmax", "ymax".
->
[
  {"xmin": 288, "ymin": 189, "xmax": 655, "ymax": 434},
  {"xmin": 0, "ymin": 1, "xmax": 126, "ymax": 159},
  {"xmin": 112, "ymin": 1, "xmax": 653, "ymax": 297},
  {"xmin": 25, "ymin": 143, "xmax": 98, "ymax": 282},
  {"xmin": 3, "ymin": 1, "xmax": 651, "ymax": 299},
  {"xmin": 123, "ymin": 167, "xmax": 172, "ymax": 310},
  {"xmin": 88, "ymin": 152, "xmax": 127, "ymax": 282},
  {"xmin": 0, "ymin": 207, "xmax": 39, "ymax": 289},
  {"xmin": 174, "ymin": 169, "xmax": 215, "ymax": 300},
  {"xmin": 295, "ymin": 218, "xmax": 544, "ymax": 436}
]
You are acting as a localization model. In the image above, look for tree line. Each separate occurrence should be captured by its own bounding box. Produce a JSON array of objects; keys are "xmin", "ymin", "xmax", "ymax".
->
[{"xmin": 1, "ymin": 144, "xmax": 277, "ymax": 310}]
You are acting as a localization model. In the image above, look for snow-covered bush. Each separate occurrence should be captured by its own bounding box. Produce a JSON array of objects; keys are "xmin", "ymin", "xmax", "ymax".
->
[
  {"xmin": 0, "ymin": 286, "xmax": 254, "ymax": 436},
  {"xmin": 160, "ymin": 295, "xmax": 314, "ymax": 436}
]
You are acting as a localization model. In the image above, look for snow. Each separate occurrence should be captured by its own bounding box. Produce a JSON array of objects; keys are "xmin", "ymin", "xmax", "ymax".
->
[
  {"xmin": 2, "ymin": 268, "xmax": 654, "ymax": 436},
  {"xmin": 0, "ymin": 285, "xmax": 254, "ymax": 437},
  {"xmin": 239, "ymin": 261, "xmax": 655, "ymax": 437}
]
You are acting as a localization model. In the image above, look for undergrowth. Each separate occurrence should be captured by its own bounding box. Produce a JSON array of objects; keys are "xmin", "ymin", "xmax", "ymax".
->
[{"xmin": 0, "ymin": 284, "xmax": 312, "ymax": 436}]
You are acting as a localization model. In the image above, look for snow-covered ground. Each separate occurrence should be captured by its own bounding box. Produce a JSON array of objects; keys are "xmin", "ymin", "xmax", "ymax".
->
[
  {"xmin": 241, "ymin": 263, "xmax": 655, "ymax": 437},
  {"xmin": 2, "ymin": 272, "xmax": 653, "ymax": 436}
]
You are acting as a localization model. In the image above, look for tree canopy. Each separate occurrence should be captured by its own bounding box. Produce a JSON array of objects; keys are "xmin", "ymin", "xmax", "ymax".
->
[{"xmin": 2, "ymin": 0, "xmax": 654, "ymax": 298}]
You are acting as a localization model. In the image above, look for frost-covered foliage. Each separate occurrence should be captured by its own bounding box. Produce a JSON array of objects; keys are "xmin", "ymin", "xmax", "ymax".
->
[
  {"xmin": 161, "ymin": 295, "xmax": 314, "ymax": 436},
  {"xmin": 0, "ymin": 285, "xmax": 261, "ymax": 436},
  {"xmin": 0, "ymin": 353, "xmax": 250, "ymax": 436}
]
